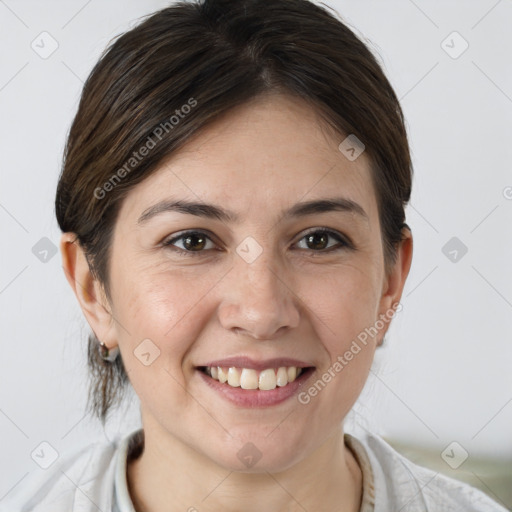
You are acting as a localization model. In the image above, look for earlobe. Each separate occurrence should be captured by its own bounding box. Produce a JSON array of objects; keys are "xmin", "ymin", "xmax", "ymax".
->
[{"xmin": 60, "ymin": 233, "xmax": 117, "ymax": 349}]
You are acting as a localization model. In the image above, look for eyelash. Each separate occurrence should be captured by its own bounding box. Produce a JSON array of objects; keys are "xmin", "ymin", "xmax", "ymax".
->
[{"xmin": 162, "ymin": 228, "xmax": 352, "ymax": 257}]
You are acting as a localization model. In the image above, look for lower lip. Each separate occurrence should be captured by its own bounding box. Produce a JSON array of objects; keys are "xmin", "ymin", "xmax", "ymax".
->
[{"xmin": 197, "ymin": 368, "xmax": 314, "ymax": 408}]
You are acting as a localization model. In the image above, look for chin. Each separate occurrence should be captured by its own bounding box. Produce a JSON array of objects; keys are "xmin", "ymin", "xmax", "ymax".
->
[{"xmin": 205, "ymin": 428, "xmax": 310, "ymax": 473}]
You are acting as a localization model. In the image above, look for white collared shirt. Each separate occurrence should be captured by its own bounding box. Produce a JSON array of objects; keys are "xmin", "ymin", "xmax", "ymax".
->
[{"xmin": 1, "ymin": 428, "xmax": 507, "ymax": 511}]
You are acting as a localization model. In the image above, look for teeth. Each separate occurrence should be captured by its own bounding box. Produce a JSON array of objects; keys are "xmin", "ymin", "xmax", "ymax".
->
[
  {"xmin": 259, "ymin": 368, "xmax": 277, "ymax": 390},
  {"xmin": 287, "ymin": 366, "xmax": 297, "ymax": 382},
  {"xmin": 218, "ymin": 367, "xmax": 228, "ymax": 383},
  {"xmin": 204, "ymin": 365, "xmax": 305, "ymax": 390},
  {"xmin": 227, "ymin": 367, "xmax": 241, "ymax": 387},
  {"xmin": 240, "ymin": 368, "xmax": 259, "ymax": 389},
  {"xmin": 276, "ymin": 367, "xmax": 288, "ymax": 387}
]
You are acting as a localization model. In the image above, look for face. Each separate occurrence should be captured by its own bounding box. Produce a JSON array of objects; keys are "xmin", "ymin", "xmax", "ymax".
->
[{"xmin": 86, "ymin": 93, "xmax": 410, "ymax": 472}]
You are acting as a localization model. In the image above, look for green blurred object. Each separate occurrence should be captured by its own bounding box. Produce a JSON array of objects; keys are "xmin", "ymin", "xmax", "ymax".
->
[{"xmin": 384, "ymin": 438, "xmax": 512, "ymax": 511}]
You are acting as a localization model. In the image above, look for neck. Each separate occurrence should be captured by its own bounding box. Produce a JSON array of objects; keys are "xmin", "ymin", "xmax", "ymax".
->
[{"xmin": 127, "ymin": 422, "xmax": 362, "ymax": 512}]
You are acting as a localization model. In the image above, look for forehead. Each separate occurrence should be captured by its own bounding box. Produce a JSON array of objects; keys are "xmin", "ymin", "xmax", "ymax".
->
[{"xmin": 119, "ymin": 93, "xmax": 378, "ymax": 224}]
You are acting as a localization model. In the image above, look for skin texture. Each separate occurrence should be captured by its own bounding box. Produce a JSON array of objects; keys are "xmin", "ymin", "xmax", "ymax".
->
[{"xmin": 61, "ymin": 93, "xmax": 413, "ymax": 512}]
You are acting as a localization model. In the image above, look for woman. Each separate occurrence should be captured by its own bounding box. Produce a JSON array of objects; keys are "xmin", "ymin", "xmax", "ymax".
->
[{"xmin": 3, "ymin": 0, "xmax": 507, "ymax": 510}]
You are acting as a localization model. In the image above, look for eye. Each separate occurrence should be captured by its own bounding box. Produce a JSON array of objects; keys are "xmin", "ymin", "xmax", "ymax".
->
[
  {"xmin": 162, "ymin": 230, "xmax": 217, "ymax": 256},
  {"xmin": 162, "ymin": 228, "xmax": 351, "ymax": 257},
  {"xmin": 294, "ymin": 228, "xmax": 350, "ymax": 252}
]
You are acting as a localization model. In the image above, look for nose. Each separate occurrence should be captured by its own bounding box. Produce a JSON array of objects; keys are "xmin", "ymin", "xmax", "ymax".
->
[{"xmin": 217, "ymin": 247, "xmax": 301, "ymax": 340}]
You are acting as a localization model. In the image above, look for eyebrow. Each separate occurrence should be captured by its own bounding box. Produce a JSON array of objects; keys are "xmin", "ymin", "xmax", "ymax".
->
[{"xmin": 137, "ymin": 196, "xmax": 369, "ymax": 225}]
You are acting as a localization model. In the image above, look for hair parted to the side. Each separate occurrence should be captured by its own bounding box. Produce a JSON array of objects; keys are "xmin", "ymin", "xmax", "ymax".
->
[{"xmin": 55, "ymin": 0, "xmax": 413, "ymax": 426}]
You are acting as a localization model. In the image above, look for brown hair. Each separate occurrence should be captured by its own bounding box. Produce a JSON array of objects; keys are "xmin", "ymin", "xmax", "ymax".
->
[{"xmin": 55, "ymin": 0, "xmax": 412, "ymax": 425}]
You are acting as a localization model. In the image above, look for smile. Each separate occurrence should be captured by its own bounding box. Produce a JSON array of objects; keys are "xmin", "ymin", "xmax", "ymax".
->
[
  {"xmin": 196, "ymin": 357, "xmax": 315, "ymax": 407},
  {"xmin": 201, "ymin": 365, "xmax": 304, "ymax": 390}
]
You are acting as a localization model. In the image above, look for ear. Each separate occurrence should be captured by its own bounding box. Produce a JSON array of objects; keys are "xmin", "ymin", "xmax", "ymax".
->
[
  {"xmin": 376, "ymin": 226, "xmax": 413, "ymax": 346},
  {"xmin": 60, "ymin": 233, "xmax": 118, "ymax": 350}
]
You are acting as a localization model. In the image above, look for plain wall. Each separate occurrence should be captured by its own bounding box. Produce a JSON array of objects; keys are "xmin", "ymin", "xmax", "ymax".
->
[{"xmin": 1, "ymin": 0, "xmax": 511, "ymax": 502}]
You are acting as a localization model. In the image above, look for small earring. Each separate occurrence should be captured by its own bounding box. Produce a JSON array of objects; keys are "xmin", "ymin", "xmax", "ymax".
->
[{"xmin": 98, "ymin": 341, "xmax": 119, "ymax": 362}]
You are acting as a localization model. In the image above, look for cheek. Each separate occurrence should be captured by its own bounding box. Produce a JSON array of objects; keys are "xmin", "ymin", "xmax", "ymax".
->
[
  {"xmin": 297, "ymin": 286, "xmax": 378, "ymax": 429},
  {"xmin": 109, "ymin": 260, "xmax": 222, "ymax": 363},
  {"xmin": 109, "ymin": 268, "xmax": 216, "ymax": 416},
  {"xmin": 305, "ymin": 261, "xmax": 382, "ymax": 347},
  {"xmin": 301, "ymin": 263, "xmax": 381, "ymax": 402}
]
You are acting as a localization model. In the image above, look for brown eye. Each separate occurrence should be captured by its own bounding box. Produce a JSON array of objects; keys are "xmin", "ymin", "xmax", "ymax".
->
[
  {"xmin": 181, "ymin": 233, "xmax": 207, "ymax": 251},
  {"xmin": 163, "ymin": 230, "xmax": 216, "ymax": 256},
  {"xmin": 305, "ymin": 232, "xmax": 329, "ymax": 250},
  {"xmin": 296, "ymin": 229, "xmax": 349, "ymax": 252}
]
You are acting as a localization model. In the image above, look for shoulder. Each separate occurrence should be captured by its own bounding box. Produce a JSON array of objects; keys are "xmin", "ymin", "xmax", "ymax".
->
[
  {"xmin": 350, "ymin": 431, "xmax": 508, "ymax": 512},
  {"xmin": 0, "ymin": 429, "xmax": 138, "ymax": 512}
]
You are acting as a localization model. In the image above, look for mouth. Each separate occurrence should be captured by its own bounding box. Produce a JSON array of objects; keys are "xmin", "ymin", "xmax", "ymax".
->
[
  {"xmin": 198, "ymin": 365, "xmax": 313, "ymax": 390},
  {"xmin": 195, "ymin": 358, "xmax": 315, "ymax": 407}
]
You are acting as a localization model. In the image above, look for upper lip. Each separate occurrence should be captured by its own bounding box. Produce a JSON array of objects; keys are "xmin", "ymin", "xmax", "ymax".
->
[{"xmin": 198, "ymin": 357, "xmax": 313, "ymax": 371}]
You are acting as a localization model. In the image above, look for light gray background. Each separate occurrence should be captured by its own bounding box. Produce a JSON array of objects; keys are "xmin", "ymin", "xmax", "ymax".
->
[{"xmin": 1, "ymin": 0, "xmax": 511, "ymax": 504}]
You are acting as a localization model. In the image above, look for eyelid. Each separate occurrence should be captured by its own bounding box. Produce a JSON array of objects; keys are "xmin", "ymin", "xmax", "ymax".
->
[
  {"xmin": 162, "ymin": 229, "xmax": 218, "ymax": 250},
  {"xmin": 294, "ymin": 227, "xmax": 352, "ymax": 250},
  {"xmin": 162, "ymin": 227, "xmax": 353, "ymax": 256}
]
